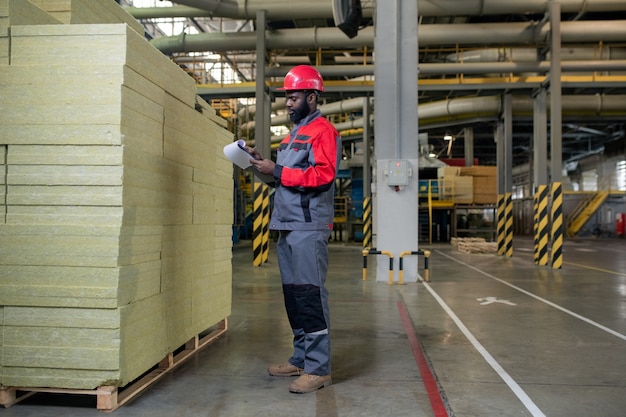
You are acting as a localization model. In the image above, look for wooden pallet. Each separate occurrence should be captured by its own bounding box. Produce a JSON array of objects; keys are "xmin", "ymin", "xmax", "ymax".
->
[{"xmin": 0, "ymin": 318, "xmax": 227, "ymax": 412}]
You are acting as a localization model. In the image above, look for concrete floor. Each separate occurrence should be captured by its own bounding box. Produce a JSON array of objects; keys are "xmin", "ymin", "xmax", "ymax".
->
[{"xmin": 3, "ymin": 237, "xmax": 626, "ymax": 416}]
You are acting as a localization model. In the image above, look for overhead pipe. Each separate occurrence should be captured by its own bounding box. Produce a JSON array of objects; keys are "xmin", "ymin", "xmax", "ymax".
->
[
  {"xmin": 151, "ymin": 26, "xmax": 374, "ymax": 54},
  {"xmin": 127, "ymin": 1, "xmax": 344, "ymax": 20},
  {"xmin": 262, "ymin": 116, "xmax": 372, "ymax": 143},
  {"xmin": 446, "ymin": 48, "xmax": 538, "ymax": 63},
  {"xmin": 335, "ymin": 55, "xmax": 374, "ymax": 64},
  {"xmin": 237, "ymin": 98, "xmax": 286, "ymax": 119},
  {"xmin": 419, "ymin": 94, "xmax": 626, "ymax": 121},
  {"xmin": 265, "ymin": 65, "xmax": 374, "ymax": 78},
  {"xmin": 126, "ymin": 0, "xmax": 626, "ymax": 20},
  {"xmin": 238, "ymin": 97, "xmax": 373, "ymax": 132},
  {"xmin": 446, "ymin": 47, "xmax": 626, "ymax": 63},
  {"xmin": 420, "ymin": 60, "xmax": 626, "ymax": 74},
  {"xmin": 171, "ymin": 0, "xmax": 239, "ymax": 18},
  {"xmin": 332, "ymin": 115, "xmax": 374, "ymax": 132},
  {"xmin": 417, "ymin": 20, "xmax": 626, "ymax": 46},
  {"xmin": 442, "ymin": 47, "xmax": 626, "ymax": 74},
  {"xmin": 174, "ymin": 54, "xmax": 310, "ymax": 64},
  {"xmin": 261, "ymin": 61, "xmax": 626, "ymax": 78},
  {"xmin": 243, "ymin": 94, "xmax": 626, "ymax": 134},
  {"xmin": 150, "ymin": 21, "xmax": 626, "ymax": 54}
]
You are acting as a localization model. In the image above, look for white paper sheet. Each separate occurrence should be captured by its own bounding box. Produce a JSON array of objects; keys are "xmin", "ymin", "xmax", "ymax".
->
[
  {"xmin": 223, "ymin": 139, "xmax": 255, "ymax": 169},
  {"xmin": 223, "ymin": 139, "xmax": 275, "ymax": 184}
]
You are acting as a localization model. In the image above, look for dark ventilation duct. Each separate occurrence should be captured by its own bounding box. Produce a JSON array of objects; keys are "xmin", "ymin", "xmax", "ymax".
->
[{"xmin": 332, "ymin": 0, "xmax": 362, "ymax": 39}]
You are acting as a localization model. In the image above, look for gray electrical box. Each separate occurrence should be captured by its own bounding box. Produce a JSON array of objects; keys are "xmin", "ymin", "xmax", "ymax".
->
[{"xmin": 386, "ymin": 160, "xmax": 410, "ymax": 186}]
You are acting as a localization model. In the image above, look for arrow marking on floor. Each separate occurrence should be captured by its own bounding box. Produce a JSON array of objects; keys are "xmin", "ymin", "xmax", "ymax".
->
[{"xmin": 477, "ymin": 297, "xmax": 517, "ymax": 306}]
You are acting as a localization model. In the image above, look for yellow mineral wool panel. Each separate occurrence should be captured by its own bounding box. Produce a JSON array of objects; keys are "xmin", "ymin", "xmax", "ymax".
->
[
  {"xmin": 1, "ymin": 305, "xmax": 121, "ymax": 388},
  {"xmin": 0, "ymin": 123, "xmax": 124, "ymax": 146},
  {"xmin": 117, "ymin": 294, "xmax": 170, "ymax": 384},
  {"xmin": 2, "ymin": 326, "xmax": 121, "ymax": 369},
  {"xmin": 0, "ymin": 0, "xmax": 60, "ymax": 28},
  {"xmin": 0, "ymin": 306, "xmax": 3, "ymax": 380},
  {"xmin": 8, "ymin": 165, "xmax": 124, "ymax": 187},
  {"xmin": 6, "ymin": 184, "xmax": 122, "ymax": 207},
  {"xmin": 10, "ymin": 24, "xmax": 196, "ymax": 106},
  {"xmin": 6, "ymin": 205, "xmax": 122, "ymax": 226},
  {"xmin": 0, "ymin": 262, "xmax": 158, "ymax": 308},
  {"xmin": 29, "ymin": 0, "xmax": 142, "ymax": 35},
  {"xmin": 7, "ymin": 145, "xmax": 123, "ymax": 166},
  {"xmin": 0, "ymin": 224, "xmax": 125, "ymax": 269},
  {"xmin": 0, "ymin": 31, "xmax": 7, "ymax": 64}
]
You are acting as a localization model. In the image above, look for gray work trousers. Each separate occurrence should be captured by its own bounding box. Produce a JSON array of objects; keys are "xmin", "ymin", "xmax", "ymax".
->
[{"xmin": 276, "ymin": 229, "xmax": 331, "ymax": 376}]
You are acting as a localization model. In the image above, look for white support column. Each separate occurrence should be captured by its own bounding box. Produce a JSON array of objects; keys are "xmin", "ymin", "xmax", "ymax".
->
[
  {"xmin": 503, "ymin": 94, "xmax": 513, "ymax": 192},
  {"xmin": 255, "ymin": 10, "xmax": 270, "ymax": 158},
  {"xmin": 549, "ymin": 1, "xmax": 563, "ymax": 182},
  {"xmin": 373, "ymin": 0, "xmax": 419, "ymax": 283},
  {"xmin": 533, "ymin": 88, "xmax": 548, "ymax": 188}
]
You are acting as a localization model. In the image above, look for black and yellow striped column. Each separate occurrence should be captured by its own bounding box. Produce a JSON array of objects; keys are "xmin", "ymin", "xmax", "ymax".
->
[
  {"xmin": 550, "ymin": 182, "xmax": 563, "ymax": 269},
  {"xmin": 362, "ymin": 196, "xmax": 372, "ymax": 248},
  {"xmin": 497, "ymin": 194, "xmax": 506, "ymax": 255},
  {"xmin": 533, "ymin": 190, "xmax": 539, "ymax": 264},
  {"xmin": 252, "ymin": 181, "xmax": 264, "ymax": 267},
  {"xmin": 535, "ymin": 185, "xmax": 549, "ymax": 266},
  {"xmin": 504, "ymin": 192, "xmax": 513, "ymax": 257},
  {"xmin": 261, "ymin": 184, "xmax": 270, "ymax": 264}
]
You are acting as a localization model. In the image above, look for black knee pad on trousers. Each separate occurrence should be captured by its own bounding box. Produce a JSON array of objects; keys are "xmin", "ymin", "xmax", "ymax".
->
[
  {"xmin": 293, "ymin": 284, "xmax": 327, "ymax": 333},
  {"xmin": 282, "ymin": 284, "xmax": 302, "ymax": 330}
]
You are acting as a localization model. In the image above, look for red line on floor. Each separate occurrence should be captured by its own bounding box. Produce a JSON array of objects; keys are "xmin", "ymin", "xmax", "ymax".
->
[{"xmin": 397, "ymin": 300, "xmax": 449, "ymax": 417}]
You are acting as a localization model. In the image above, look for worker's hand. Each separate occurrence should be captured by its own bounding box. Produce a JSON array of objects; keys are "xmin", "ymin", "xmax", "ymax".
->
[
  {"xmin": 249, "ymin": 158, "xmax": 276, "ymax": 176},
  {"xmin": 243, "ymin": 145, "xmax": 262, "ymax": 160}
]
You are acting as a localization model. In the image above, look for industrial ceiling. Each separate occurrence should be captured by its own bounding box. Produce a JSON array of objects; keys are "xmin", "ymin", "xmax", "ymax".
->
[{"xmin": 124, "ymin": 0, "xmax": 626, "ymax": 169}]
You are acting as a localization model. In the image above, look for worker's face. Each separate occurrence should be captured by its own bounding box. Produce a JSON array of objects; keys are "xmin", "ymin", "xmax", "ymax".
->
[{"xmin": 285, "ymin": 90, "xmax": 314, "ymax": 123}]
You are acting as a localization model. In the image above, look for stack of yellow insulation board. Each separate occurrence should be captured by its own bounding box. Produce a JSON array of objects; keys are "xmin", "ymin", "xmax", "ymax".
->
[
  {"xmin": 0, "ymin": 2, "xmax": 233, "ymax": 392},
  {"xmin": 0, "ymin": 0, "xmax": 61, "ymax": 64},
  {"xmin": 29, "ymin": 0, "xmax": 143, "ymax": 34}
]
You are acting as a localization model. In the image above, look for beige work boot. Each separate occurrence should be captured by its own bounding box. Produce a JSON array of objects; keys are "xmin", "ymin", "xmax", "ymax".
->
[
  {"xmin": 267, "ymin": 362, "xmax": 304, "ymax": 377},
  {"xmin": 288, "ymin": 373, "xmax": 332, "ymax": 394}
]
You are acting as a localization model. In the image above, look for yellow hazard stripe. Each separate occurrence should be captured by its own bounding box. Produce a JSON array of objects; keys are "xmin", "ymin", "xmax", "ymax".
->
[{"xmin": 551, "ymin": 182, "xmax": 563, "ymax": 269}]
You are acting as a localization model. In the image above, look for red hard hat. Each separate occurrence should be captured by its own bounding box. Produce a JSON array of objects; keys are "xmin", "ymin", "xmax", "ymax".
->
[{"xmin": 278, "ymin": 65, "xmax": 325, "ymax": 92}]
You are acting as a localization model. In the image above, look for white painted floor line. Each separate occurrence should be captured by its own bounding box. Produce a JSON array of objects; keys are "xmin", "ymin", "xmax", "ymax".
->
[
  {"xmin": 421, "ymin": 281, "xmax": 546, "ymax": 417},
  {"xmin": 435, "ymin": 250, "xmax": 626, "ymax": 342}
]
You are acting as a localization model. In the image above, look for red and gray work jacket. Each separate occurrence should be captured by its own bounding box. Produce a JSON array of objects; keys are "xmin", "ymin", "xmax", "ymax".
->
[{"xmin": 270, "ymin": 110, "xmax": 342, "ymax": 231}]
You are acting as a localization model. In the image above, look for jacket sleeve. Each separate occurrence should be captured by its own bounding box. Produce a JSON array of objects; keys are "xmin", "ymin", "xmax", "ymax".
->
[{"xmin": 277, "ymin": 124, "xmax": 339, "ymax": 191}]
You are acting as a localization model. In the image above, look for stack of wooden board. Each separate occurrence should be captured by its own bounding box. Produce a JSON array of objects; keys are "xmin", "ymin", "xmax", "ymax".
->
[
  {"xmin": 460, "ymin": 166, "xmax": 497, "ymax": 204},
  {"xmin": 451, "ymin": 237, "xmax": 497, "ymax": 254},
  {"xmin": 0, "ymin": 4, "xmax": 233, "ymax": 392}
]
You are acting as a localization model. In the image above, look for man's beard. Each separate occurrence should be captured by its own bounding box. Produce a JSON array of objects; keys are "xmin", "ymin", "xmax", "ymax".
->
[{"xmin": 289, "ymin": 101, "xmax": 309, "ymax": 123}]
